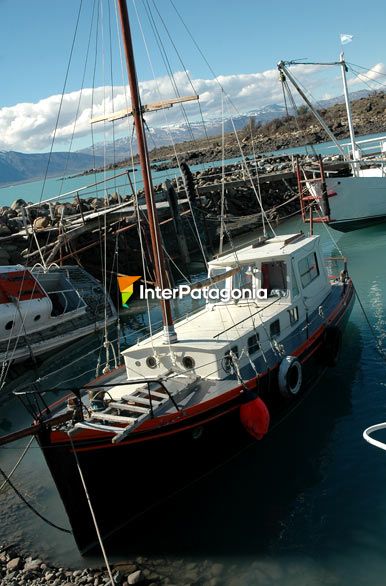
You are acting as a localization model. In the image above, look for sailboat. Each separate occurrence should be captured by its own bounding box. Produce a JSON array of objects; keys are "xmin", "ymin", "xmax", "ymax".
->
[
  {"xmin": 278, "ymin": 56, "xmax": 386, "ymax": 232},
  {"xmin": 0, "ymin": 0, "xmax": 355, "ymax": 554}
]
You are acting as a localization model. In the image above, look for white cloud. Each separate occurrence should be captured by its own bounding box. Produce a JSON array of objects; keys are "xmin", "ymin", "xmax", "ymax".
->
[
  {"xmin": 348, "ymin": 62, "xmax": 386, "ymax": 86},
  {"xmin": 0, "ymin": 62, "xmax": 382, "ymax": 153}
]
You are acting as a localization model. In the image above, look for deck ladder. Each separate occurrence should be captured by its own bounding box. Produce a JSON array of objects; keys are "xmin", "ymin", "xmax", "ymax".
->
[
  {"xmin": 295, "ymin": 155, "xmax": 336, "ymax": 231},
  {"xmin": 71, "ymin": 375, "xmax": 199, "ymax": 444}
]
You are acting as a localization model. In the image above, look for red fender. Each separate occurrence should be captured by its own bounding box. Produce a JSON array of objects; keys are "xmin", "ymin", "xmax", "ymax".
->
[{"xmin": 240, "ymin": 397, "xmax": 270, "ymax": 440}]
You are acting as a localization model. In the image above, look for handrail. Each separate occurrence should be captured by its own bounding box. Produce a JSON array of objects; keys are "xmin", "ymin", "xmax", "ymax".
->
[
  {"xmin": 213, "ymin": 297, "xmax": 281, "ymax": 339},
  {"xmin": 13, "ymin": 377, "xmax": 170, "ymax": 396}
]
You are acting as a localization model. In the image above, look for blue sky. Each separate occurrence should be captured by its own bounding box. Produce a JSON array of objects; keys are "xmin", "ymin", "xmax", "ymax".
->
[{"xmin": 0, "ymin": 0, "xmax": 385, "ymax": 152}]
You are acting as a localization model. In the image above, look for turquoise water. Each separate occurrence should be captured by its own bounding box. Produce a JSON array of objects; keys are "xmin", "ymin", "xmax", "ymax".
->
[
  {"xmin": 0, "ymin": 154, "xmax": 241, "ymax": 207},
  {"xmin": 1, "ymin": 131, "xmax": 385, "ymax": 207},
  {"xmin": 0, "ymin": 166, "xmax": 177, "ymax": 208},
  {"xmin": 1, "ymin": 215, "xmax": 386, "ymax": 585}
]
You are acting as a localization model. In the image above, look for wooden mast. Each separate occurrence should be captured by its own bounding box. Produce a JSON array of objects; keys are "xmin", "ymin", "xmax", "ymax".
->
[{"xmin": 117, "ymin": 0, "xmax": 177, "ymax": 343}]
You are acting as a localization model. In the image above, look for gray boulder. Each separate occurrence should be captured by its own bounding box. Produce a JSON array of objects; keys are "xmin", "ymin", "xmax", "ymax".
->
[{"xmin": 10, "ymin": 199, "xmax": 27, "ymax": 210}]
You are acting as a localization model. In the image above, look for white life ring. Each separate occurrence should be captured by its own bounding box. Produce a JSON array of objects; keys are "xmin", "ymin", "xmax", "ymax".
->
[{"xmin": 278, "ymin": 356, "xmax": 302, "ymax": 397}]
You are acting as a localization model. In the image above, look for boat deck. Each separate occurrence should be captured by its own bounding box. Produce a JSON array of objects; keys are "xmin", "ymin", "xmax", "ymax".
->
[{"xmin": 132, "ymin": 296, "xmax": 291, "ymax": 351}]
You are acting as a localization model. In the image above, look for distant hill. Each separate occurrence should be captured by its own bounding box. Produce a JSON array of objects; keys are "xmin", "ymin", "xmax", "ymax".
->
[{"xmin": 0, "ymin": 151, "xmax": 106, "ymax": 187}]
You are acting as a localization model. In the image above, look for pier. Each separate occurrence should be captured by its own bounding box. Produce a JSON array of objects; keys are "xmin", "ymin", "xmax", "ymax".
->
[{"xmin": 0, "ymin": 154, "xmax": 350, "ymax": 294}]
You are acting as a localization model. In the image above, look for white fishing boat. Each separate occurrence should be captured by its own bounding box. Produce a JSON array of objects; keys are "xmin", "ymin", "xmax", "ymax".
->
[
  {"xmin": 0, "ymin": 1, "xmax": 355, "ymax": 556},
  {"xmin": 278, "ymin": 56, "xmax": 386, "ymax": 231},
  {"xmin": 0, "ymin": 263, "xmax": 117, "ymax": 367}
]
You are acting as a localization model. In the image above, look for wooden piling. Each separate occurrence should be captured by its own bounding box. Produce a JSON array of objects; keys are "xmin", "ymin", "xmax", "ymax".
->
[{"xmin": 163, "ymin": 179, "xmax": 190, "ymax": 266}]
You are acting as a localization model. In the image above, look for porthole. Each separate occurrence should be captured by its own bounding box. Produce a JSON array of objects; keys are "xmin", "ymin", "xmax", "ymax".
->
[
  {"xmin": 135, "ymin": 360, "xmax": 141, "ymax": 367},
  {"xmin": 34, "ymin": 314, "xmax": 41, "ymax": 322},
  {"xmin": 182, "ymin": 356, "xmax": 195, "ymax": 370},
  {"xmin": 5, "ymin": 321, "xmax": 13, "ymax": 330},
  {"xmin": 146, "ymin": 356, "xmax": 157, "ymax": 369}
]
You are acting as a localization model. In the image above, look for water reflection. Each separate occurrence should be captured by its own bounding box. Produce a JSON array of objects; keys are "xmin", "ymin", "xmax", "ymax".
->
[{"xmin": 105, "ymin": 322, "xmax": 360, "ymax": 559}]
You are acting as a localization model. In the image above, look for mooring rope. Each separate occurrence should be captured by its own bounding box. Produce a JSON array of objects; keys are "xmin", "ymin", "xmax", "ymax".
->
[
  {"xmin": 0, "ymin": 436, "xmax": 34, "ymax": 493},
  {"xmin": 68, "ymin": 434, "xmax": 114, "ymax": 584},
  {"xmin": 0, "ymin": 464, "xmax": 72, "ymax": 534}
]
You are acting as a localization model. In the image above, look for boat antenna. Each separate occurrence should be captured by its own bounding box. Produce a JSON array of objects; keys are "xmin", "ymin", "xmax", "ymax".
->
[{"xmin": 116, "ymin": 0, "xmax": 177, "ymax": 344}]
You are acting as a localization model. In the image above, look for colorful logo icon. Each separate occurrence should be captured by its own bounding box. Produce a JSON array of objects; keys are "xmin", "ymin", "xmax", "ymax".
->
[{"xmin": 117, "ymin": 275, "xmax": 141, "ymax": 307}]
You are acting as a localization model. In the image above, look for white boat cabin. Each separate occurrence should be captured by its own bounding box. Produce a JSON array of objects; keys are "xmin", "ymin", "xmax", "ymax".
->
[
  {"xmin": 122, "ymin": 234, "xmax": 331, "ymax": 381},
  {"xmin": 0, "ymin": 265, "xmax": 87, "ymax": 342}
]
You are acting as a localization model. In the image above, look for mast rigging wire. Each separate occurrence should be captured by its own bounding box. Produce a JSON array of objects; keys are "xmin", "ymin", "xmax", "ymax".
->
[
  {"xmin": 0, "ymin": 464, "xmax": 72, "ymax": 534},
  {"xmin": 133, "ymin": 0, "xmax": 210, "ymax": 270},
  {"xmin": 39, "ymin": 0, "xmax": 84, "ymax": 205},
  {"xmin": 219, "ymin": 91, "xmax": 226, "ymax": 255},
  {"xmin": 142, "ymin": 0, "xmax": 196, "ymax": 143},
  {"xmin": 132, "ymin": 0, "xmax": 184, "ymax": 170},
  {"xmin": 0, "ymin": 437, "xmax": 34, "ymax": 493},
  {"xmin": 149, "ymin": 0, "xmax": 210, "ymax": 142},
  {"xmin": 55, "ymin": 0, "xmax": 98, "ymax": 201},
  {"xmin": 347, "ymin": 63, "xmax": 386, "ymax": 91}
]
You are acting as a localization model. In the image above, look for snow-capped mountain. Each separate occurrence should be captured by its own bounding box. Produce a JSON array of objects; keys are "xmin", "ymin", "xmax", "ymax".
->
[{"xmin": 78, "ymin": 103, "xmax": 288, "ymax": 159}]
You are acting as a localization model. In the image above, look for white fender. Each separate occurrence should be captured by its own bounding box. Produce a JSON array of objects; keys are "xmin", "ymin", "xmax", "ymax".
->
[{"xmin": 278, "ymin": 355, "xmax": 302, "ymax": 397}]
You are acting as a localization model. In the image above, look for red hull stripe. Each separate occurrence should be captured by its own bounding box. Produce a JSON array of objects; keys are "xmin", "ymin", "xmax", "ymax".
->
[{"xmin": 69, "ymin": 403, "xmax": 241, "ymax": 453}]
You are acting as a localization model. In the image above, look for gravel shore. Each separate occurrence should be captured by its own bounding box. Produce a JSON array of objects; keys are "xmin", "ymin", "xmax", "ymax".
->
[
  {"xmin": 0, "ymin": 544, "xmax": 227, "ymax": 586},
  {"xmin": 0, "ymin": 543, "xmax": 345, "ymax": 585}
]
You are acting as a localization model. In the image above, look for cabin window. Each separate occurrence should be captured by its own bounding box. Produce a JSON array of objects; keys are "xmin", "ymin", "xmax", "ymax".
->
[
  {"xmin": 270, "ymin": 320, "xmax": 280, "ymax": 338},
  {"xmin": 247, "ymin": 334, "xmax": 260, "ymax": 355},
  {"xmin": 5, "ymin": 320, "xmax": 13, "ymax": 331},
  {"xmin": 261, "ymin": 261, "xmax": 287, "ymax": 297},
  {"xmin": 288, "ymin": 306, "xmax": 299, "ymax": 325},
  {"xmin": 232, "ymin": 268, "xmax": 253, "ymax": 295},
  {"xmin": 291, "ymin": 260, "xmax": 299, "ymax": 297},
  {"xmin": 299, "ymin": 253, "xmax": 319, "ymax": 288},
  {"xmin": 207, "ymin": 267, "xmax": 228, "ymax": 302}
]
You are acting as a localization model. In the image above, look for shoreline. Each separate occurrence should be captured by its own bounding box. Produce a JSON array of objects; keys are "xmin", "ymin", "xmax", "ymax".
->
[{"xmin": 0, "ymin": 543, "xmax": 259, "ymax": 585}]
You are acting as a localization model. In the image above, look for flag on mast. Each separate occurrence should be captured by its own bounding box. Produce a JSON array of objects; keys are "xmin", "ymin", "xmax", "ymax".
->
[{"xmin": 340, "ymin": 33, "xmax": 353, "ymax": 45}]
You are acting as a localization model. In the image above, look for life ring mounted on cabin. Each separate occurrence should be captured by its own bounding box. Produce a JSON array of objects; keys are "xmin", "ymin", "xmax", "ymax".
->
[{"xmin": 278, "ymin": 355, "xmax": 302, "ymax": 398}]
